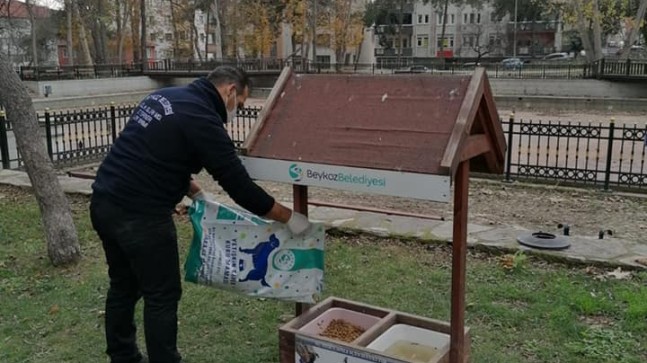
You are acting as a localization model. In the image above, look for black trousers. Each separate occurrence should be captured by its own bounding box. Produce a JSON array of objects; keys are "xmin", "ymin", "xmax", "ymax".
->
[{"xmin": 90, "ymin": 194, "xmax": 183, "ymax": 363}]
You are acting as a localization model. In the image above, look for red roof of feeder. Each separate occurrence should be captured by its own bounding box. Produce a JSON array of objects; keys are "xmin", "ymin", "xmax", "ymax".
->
[{"xmin": 242, "ymin": 68, "xmax": 506, "ymax": 177}]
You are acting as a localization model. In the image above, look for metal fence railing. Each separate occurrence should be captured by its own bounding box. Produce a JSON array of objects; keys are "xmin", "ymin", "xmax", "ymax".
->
[
  {"xmin": 502, "ymin": 116, "xmax": 647, "ymax": 191},
  {"xmin": 590, "ymin": 59, "xmax": 647, "ymax": 79},
  {"xmin": 0, "ymin": 105, "xmax": 260, "ymax": 170},
  {"xmin": 18, "ymin": 63, "xmax": 145, "ymax": 81},
  {"xmin": 15, "ymin": 58, "xmax": 647, "ymax": 81},
  {"xmin": 1, "ymin": 106, "xmax": 645, "ymax": 191}
]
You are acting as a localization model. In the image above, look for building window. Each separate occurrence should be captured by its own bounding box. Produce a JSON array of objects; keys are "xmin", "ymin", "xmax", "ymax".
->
[
  {"xmin": 463, "ymin": 14, "xmax": 467, "ymax": 23},
  {"xmin": 477, "ymin": 13, "xmax": 481, "ymax": 24},
  {"xmin": 462, "ymin": 36, "xmax": 477, "ymax": 47},
  {"xmin": 316, "ymin": 55, "xmax": 331, "ymax": 65},
  {"xmin": 489, "ymin": 34, "xmax": 502, "ymax": 46},
  {"xmin": 417, "ymin": 35, "xmax": 429, "ymax": 47},
  {"xmin": 470, "ymin": 13, "xmax": 475, "ymax": 24},
  {"xmin": 165, "ymin": 33, "xmax": 173, "ymax": 41},
  {"xmin": 393, "ymin": 38, "xmax": 410, "ymax": 48},
  {"xmin": 450, "ymin": 14, "xmax": 455, "ymax": 24},
  {"xmin": 437, "ymin": 13, "xmax": 444, "ymax": 24},
  {"xmin": 418, "ymin": 14, "xmax": 429, "ymax": 24},
  {"xmin": 437, "ymin": 36, "xmax": 454, "ymax": 48}
]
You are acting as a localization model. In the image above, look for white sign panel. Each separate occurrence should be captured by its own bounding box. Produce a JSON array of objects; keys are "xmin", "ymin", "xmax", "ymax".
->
[
  {"xmin": 295, "ymin": 335, "xmax": 409, "ymax": 363},
  {"xmin": 240, "ymin": 157, "xmax": 450, "ymax": 203}
]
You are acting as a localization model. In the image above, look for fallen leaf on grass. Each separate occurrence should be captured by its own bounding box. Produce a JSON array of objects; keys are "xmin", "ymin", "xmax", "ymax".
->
[
  {"xmin": 49, "ymin": 305, "xmax": 60, "ymax": 315},
  {"xmin": 498, "ymin": 255, "xmax": 515, "ymax": 270}
]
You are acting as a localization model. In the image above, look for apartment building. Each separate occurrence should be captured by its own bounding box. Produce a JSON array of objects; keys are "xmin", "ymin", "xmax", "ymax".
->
[
  {"xmin": 0, "ymin": 0, "xmax": 58, "ymax": 66},
  {"xmin": 374, "ymin": 1, "xmax": 562, "ymax": 63}
]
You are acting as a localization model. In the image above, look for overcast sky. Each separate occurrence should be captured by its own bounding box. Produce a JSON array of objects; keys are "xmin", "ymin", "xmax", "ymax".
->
[{"xmin": 15, "ymin": 0, "xmax": 63, "ymax": 10}]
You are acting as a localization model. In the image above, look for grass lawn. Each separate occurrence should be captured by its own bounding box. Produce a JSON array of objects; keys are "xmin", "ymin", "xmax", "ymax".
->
[{"xmin": 1, "ymin": 186, "xmax": 646, "ymax": 363}]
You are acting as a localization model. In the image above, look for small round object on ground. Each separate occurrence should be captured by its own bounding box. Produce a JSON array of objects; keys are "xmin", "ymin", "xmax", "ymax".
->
[{"xmin": 517, "ymin": 232, "xmax": 570, "ymax": 250}]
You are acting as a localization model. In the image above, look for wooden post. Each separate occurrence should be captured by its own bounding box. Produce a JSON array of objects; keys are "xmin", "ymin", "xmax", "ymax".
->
[
  {"xmin": 450, "ymin": 160, "xmax": 469, "ymax": 363},
  {"xmin": 293, "ymin": 184, "xmax": 309, "ymax": 316}
]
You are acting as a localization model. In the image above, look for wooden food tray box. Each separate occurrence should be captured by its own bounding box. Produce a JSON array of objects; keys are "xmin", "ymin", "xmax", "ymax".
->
[{"xmin": 279, "ymin": 297, "xmax": 471, "ymax": 363}]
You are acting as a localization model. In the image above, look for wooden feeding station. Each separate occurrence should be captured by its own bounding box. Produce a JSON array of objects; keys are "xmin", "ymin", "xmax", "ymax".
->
[{"xmin": 240, "ymin": 67, "xmax": 506, "ymax": 363}]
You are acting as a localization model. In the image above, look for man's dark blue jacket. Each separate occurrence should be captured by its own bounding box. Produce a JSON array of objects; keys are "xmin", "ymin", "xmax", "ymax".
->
[{"xmin": 92, "ymin": 77, "xmax": 274, "ymax": 216}]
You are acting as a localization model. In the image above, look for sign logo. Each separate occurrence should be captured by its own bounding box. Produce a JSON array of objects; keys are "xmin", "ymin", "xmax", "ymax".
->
[
  {"xmin": 288, "ymin": 163, "xmax": 303, "ymax": 182},
  {"xmin": 273, "ymin": 250, "xmax": 296, "ymax": 271}
]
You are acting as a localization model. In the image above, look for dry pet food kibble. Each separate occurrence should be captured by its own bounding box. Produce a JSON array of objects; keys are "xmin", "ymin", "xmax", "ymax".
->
[{"xmin": 320, "ymin": 319, "xmax": 366, "ymax": 343}]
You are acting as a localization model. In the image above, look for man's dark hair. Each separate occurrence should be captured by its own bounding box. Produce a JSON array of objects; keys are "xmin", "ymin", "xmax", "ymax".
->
[{"xmin": 206, "ymin": 66, "xmax": 251, "ymax": 93}]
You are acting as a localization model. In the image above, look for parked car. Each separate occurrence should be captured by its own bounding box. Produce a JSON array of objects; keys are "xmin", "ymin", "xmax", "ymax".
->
[
  {"xmin": 393, "ymin": 65, "xmax": 430, "ymax": 74},
  {"xmin": 542, "ymin": 52, "xmax": 572, "ymax": 61},
  {"xmin": 501, "ymin": 57, "xmax": 523, "ymax": 70}
]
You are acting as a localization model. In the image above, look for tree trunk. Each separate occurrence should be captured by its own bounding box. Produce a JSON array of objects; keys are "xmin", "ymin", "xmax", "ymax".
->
[
  {"xmin": 7, "ymin": 0, "xmax": 14, "ymax": 61},
  {"xmin": 66, "ymin": 0, "xmax": 74, "ymax": 66},
  {"xmin": 170, "ymin": 0, "xmax": 180, "ymax": 60},
  {"xmin": 74, "ymin": 2, "xmax": 94, "ymax": 66},
  {"xmin": 396, "ymin": 0, "xmax": 403, "ymax": 64},
  {"xmin": 192, "ymin": 22, "xmax": 202, "ymax": 61},
  {"xmin": 0, "ymin": 53, "xmax": 81, "ymax": 266},
  {"xmin": 353, "ymin": 27, "xmax": 364, "ymax": 70},
  {"xmin": 131, "ymin": 0, "xmax": 141, "ymax": 63},
  {"xmin": 92, "ymin": 16, "xmax": 102, "ymax": 63},
  {"xmin": 205, "ymin": 8, "xmax": 210, "ymax": 59},
  {"xmin": 574, "ymin": 0, "xmax": 595, "ymax": 63},
  {"xmin": 24, "ymin": 0, "xmax": 38, "ymax": 66},
  {"xmin": 591, "ymin": 0, "xmax": 603, "ymax": 60},
  {"xmin": 97, "ymin": 0, "xmax": 109, "ymax": 63},
  {"xmin": 116, "ymin": 0, "xmax": 122, "ymax": 60},
  {"xmin": 118, "ymin": 1, "xmax": 131, "ymax": 64},
  {"xmin": 301, "ymin": 2, "xmax": 307, "ymax": 60},
  {"xmin": 141, "ymin": 0, "xmax": 147, "ymax": 69},
  {"xmin": 212, "ymin": 0, "xmax": 223, "ymax": 59},
  {"xmin": 312, "ymin": 0, "xmax": 318, "ymax": 65},
  {"xmin": 620, "ymin": 0, "xmax": 647, "ymax": 59}
]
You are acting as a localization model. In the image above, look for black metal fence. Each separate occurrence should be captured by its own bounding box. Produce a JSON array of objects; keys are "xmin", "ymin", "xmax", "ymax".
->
[
  {"xmin": 503, "ymin": 116, "xmax": 647, "ymax": 190},
  {"xmin": 2, "ymin": 106, "xmax": 646, "ymax": 191},
  {"xmin": 15, "ymin": 58, "xmax": 647, "ymax": 81},
  {"xmin": 18, "ymin": 63, "xmax": 145, "ymax": 81},
  {"xmin": 0, "ymin": 105, "xmax": 261, "ymax": 170}
]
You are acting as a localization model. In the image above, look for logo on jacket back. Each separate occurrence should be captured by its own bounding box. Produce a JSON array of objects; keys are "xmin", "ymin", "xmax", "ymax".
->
[{"xmin": 288, "ymin": 164, "xmax": 302, "ymax": 182}]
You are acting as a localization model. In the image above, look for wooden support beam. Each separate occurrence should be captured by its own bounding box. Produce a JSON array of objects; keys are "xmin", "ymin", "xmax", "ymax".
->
[
  {"xmin": 293, "ymin": 184, "xmax": 310, "ymax": 316},
  {"xmin": 460, "ymin": 134, "xmax": 490, "ymax": 161},
  {"xmin": 450, "ymin": 160, "xmax": 469, "ymax": 363}
]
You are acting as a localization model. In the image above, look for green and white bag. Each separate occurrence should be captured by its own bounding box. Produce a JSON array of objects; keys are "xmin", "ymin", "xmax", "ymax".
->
[{"xmin": 184, "ymin": 199, "xmax": 325, "ymax": 303}]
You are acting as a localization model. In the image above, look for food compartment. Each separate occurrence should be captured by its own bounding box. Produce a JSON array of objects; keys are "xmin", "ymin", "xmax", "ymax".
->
[
  {"xmin": 298, "ymin": 307, "xmax": 382, "ymax": 343},
  {"xmin": 367, "ymin": 324, "xmax": 450, "ymax": 363}
]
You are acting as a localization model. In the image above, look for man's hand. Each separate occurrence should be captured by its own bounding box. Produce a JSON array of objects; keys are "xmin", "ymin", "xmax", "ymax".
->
[
  {"xmin": 287, "ymin": 211, "xmax": 312, "ymax": 236},
  {"xmin": 188, "ymin": 179, "xmax": 202, "ymax": 199},
  {"xmin": 190, "ymin": 190, "xmax": 207, "ymax": 201}
]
